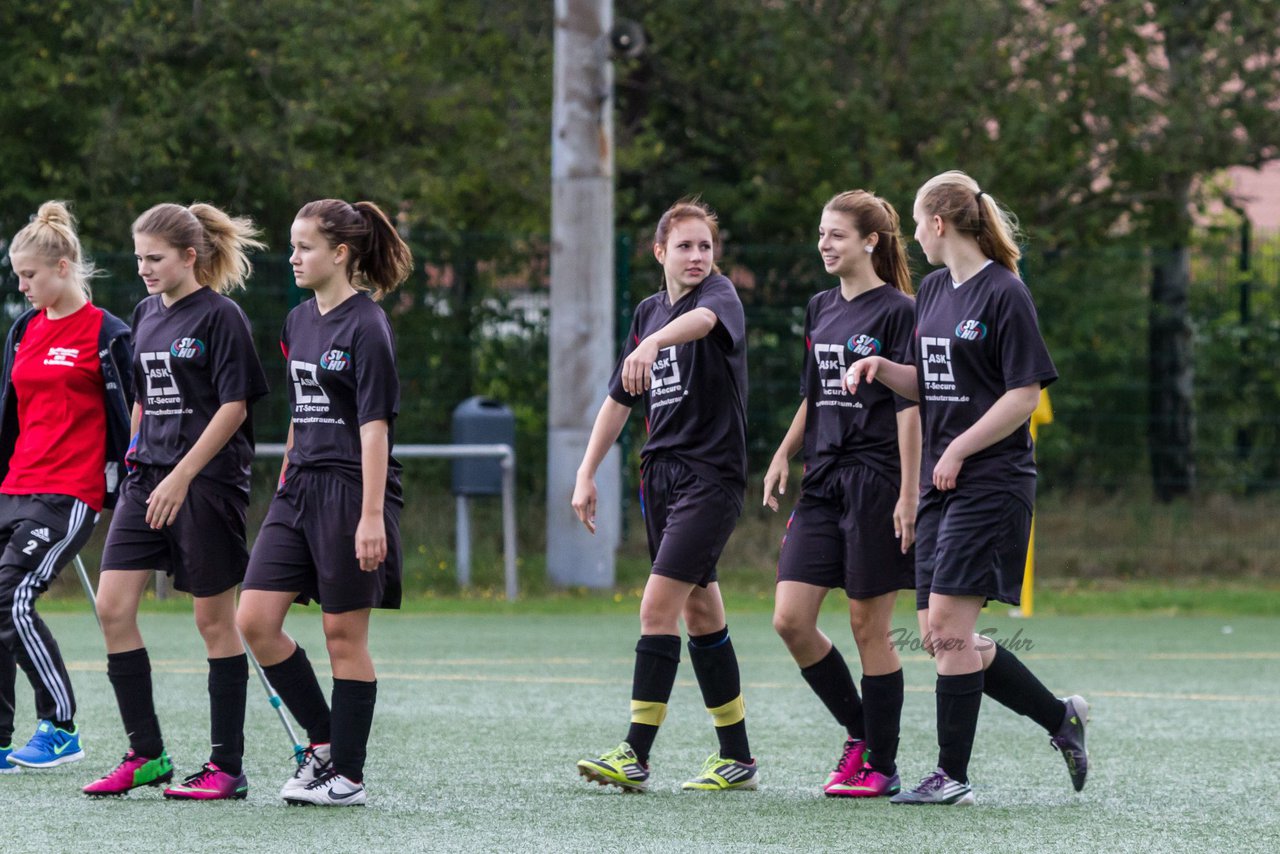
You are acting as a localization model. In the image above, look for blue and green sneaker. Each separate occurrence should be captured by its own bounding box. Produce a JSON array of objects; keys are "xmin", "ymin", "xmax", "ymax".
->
[
  {"xmin": 7, "ymin": 720, "xmax": 84, "ymax": 768},
  {"xmin": 0, "ymin": 743, "xmax": 19, "ymax": 774}
]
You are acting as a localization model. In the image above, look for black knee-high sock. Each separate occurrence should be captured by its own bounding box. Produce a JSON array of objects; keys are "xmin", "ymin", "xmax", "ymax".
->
[
  {"xmin": 261, "ymin": 645, "xmax": 330, "ymax": 745},
  {"xmin": 625, "ymin": 634, "xmax": 680, "ymax": 766},
  {"xmin": 799, "ymin": 645, "xmax": 864, "ymax": 739},
  {"xmin": 208, "ymin": 654, "xmax": 248, "ymax": 775},
  {"xmin": 936, "ymin": 670, "xmax": 984, "ymax": 784},
  {"xmin": 983, "ymin": 644, "xmax": 1067, "ymax": 733},
  {"xmin": 330, "ymin": 678, "xmax": 377, "ymax": 783},
  {"xmin": 861, "ymin": 669, "xmax": 903, "ymax": 776},
  {"xmin": 688, "ymin": 627, "xmax": 751, "ymax": 763},
  {"xmin": 106, "ymin": 648, "xmax": 164, "ymax": 758}
]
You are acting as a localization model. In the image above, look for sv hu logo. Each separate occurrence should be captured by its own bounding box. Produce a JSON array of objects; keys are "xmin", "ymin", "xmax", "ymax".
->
[
  {"xmin": 847, "ymin": 334, "xmax": 881, "ymax": 357},
  {"xmin": 170, "ymin": 337, "xmax": 206, "ymax": 359},
  {"xmin": 955, "ymin": 320, "xmax": 987, "ymax": 341},
  {"xmin": 320, "ymin": 349, "xmax": 351, "ymax": 371}
]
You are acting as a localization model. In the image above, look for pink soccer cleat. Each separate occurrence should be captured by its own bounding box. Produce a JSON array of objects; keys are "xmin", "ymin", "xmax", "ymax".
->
[
  {"xmin": 83, "ymin": 750, "xmax": 174, "ymax": 796},
  {"xmin": 163, "ymin": 762, "xmax": 248, "ymax": 800},
  {"xmin": 822, "ymin": 737, "xmax": 867, "ymax": 794}
]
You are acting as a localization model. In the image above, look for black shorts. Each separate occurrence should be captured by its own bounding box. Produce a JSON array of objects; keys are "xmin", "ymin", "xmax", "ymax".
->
[
  {"xmin": 0, "ymin": 493, "xmax": 98, "ymax": 581},
  {"xmin": 914, "ymin": 487, "xmax": 1031, "ymax": 610},
  {"xmin": 641, "ymin": 459, "xmax": 741, "ymax": 587},
  {"xmin": 242, "ymin": 467, "xmax": 402, "ymax": 613},
  {"xmin": 100, "ymin": 466, "xmax": 248, "ymax": 597},
  {"xmin": 776, "ymin": 464, "xmax": 914, "ymax": 600}
]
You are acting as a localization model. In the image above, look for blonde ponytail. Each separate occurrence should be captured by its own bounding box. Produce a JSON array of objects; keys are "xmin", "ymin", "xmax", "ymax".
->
[
  {"xmin": 132, "ymin": 202, "xmax": 266, "ymax": 293},
  {"xmin": 9, "ymin": 201, "xmax": 96, "ymax": 299},
  {"xmin": 916, "ymin": 170, "xmax": 1021, "ymax": 272}
]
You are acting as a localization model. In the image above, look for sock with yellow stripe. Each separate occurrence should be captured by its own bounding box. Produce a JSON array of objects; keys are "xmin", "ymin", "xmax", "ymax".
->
[
  {"xmin": 625, "ymin": 634, "xmax": 680, "ymax": 766},
  {"xmin": 688, "ymin": 626, "xmax": 751, "ymax": 763}
]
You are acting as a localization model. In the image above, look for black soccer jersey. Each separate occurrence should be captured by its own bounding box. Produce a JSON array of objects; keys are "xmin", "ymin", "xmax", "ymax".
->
[
  {"xmin": 130, "ymin": 287, "xmax": 268, "ymax": 493},
  {"xmin": 799, "ymin": 285, "xmax": 916, "ymax": 492},
  {"xmin": 608, "ymin": 273, "xmax": 748, "ymax": 503},
  {"xmin": 282, "ymin": 293, "xmax": 401, "ymax": 488},
  {"xmin": 912, "ymin": 263, "xmax": 1057, "ymax": 504}
]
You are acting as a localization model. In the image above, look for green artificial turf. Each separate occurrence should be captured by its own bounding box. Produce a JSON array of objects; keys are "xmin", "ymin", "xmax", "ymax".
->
[{"xmin": 3, "ymin": 609, "xmax": 1278, "ymax": 852}]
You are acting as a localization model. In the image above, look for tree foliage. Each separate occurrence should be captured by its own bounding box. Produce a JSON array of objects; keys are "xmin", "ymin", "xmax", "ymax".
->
[
  {"xmin": 1, "ymin": 0, "xmax": 1277, "ymax": 497},
  {"xmin": 0, "ymin": 0, "xmax": 552, "ymax": 247}
]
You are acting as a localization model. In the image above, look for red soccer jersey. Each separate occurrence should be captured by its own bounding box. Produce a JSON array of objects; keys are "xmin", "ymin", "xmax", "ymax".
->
[{"xmin": 2, "ymin": 303, "xmax": 109, "ymax": 510}]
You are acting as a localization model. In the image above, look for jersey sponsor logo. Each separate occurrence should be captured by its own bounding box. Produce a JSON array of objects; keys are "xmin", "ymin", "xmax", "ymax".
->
[
  {"xmin": 921, "ymin": 336, "xmax": 955, "ymax": 383},
  {"xmin": 847, "ymin": 334, "xmax": 881, "ymax": 357},
  {"xmin": 290, "ymin": 360, "xmax": 331, "ymax": 406},
  {"xmin": 319, "ymin": 349, "xmax": 351, "ymax": 371},
  {"xmin": 30, "ymin": 527, "xmax": 51, "ymax": 543},
  {"xmin": 43, "ymin": 347, "xmax": 80, "ymax": 367},
  {"xmin": 955, "ymin": 319, "xmax": 987, "ymax": 341},
  {"xmin": 650, "ymin": 346, "xmax": 683, "ymax": 393},
  {"xmin": 814, "ymin": 343, "xmax": 848, "ymax": 392},
  {"xmin": 140, "ymin": 351, "xmax": 180, "ymax": 397},
  {"xmin": 169, "ymin": 337, "xmax": 206, "ymax": 359}
]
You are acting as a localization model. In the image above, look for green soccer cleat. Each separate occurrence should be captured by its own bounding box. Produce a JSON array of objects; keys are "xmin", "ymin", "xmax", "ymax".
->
[
  {"xmin": 681, "ymin": 754, "xmax": 758, "ymax": 791},
  {"xmin": 576, "ymin": 742, "xmax": 650, "ymax": 792}
]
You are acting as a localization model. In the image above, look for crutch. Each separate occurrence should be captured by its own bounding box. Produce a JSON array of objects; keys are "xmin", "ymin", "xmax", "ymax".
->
[
  {"xmin": 243, "ymin": 642, "xmax": 306, "ymax": 765},
  {"xmin": 72, "ymin": 555, "xmax": 100, "ymax": 628}
]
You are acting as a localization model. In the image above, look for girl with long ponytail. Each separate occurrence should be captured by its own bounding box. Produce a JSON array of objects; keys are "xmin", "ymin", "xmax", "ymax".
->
[
  {"xmin": 845, "ymin": 171, "xmax": 1087, "ymax": 805},
  {"xmin": 763, "ymin": 190, "xmax": 919, "ymax": 798},
  {"xmin": 237, "ymin": 199, "xmax": 411, "ymax": 807}
]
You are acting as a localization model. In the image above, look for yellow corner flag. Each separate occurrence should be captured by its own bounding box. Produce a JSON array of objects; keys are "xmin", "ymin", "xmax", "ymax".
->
[{"xmin": 1019, "ymin": 389, "xmax": 1053, "ymax": 617}]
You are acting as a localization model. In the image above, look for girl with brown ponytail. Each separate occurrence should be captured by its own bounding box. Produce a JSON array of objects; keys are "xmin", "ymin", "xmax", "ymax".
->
[
  {"xmin": 763, "ymin": 190, "xmax": 919, "ymax": 798},
  {"xmin": 237, "ymin": 199, "xmax": 411, "ymax": 807}
]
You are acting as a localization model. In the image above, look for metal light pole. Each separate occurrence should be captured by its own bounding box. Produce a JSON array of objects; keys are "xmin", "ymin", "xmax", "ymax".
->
[{"xmin": 547, "ymin": 0, "xmax": 620, "ymax": 587}]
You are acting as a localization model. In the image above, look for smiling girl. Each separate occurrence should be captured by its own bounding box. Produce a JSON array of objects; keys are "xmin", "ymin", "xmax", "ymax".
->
[
  {"xmin": 0, "ymin": 202, "xmax": 133, "ymax": 773},
  {"xmin": 83, "ymin": 203, "xmax": 269, "ymax": 800},
  {"xmin": 763, "ymin": 190, "xmax": 918, "ymax": 798}
]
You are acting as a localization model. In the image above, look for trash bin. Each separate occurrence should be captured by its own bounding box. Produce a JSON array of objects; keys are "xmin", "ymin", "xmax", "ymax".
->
[{"xmin": 451, "ymin": 397, "xmax": 515, "ymax": 496}]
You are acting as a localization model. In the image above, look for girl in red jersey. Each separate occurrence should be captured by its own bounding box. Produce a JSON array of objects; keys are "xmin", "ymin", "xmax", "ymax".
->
[
  {"xmin": 0, "ymin": 202, "xmax": 133, "ymax": 773},
  {"xmin": 763, "ymin": 190, "xmax": 918, "ymax": 798},
  {"xmin": 82, "ymin": 203, "xmax": 269, "ymax": 800},
  {"xmin": 846, "ymin": 171, "xmax": 1088, "ymax": 805},
  {"xmin": 237, "ymin": 199, "xmax": 410, "ymax": 807},
  {"xmin": 574, "ymin": 199, "xmax": 757, "ymax": 793}
]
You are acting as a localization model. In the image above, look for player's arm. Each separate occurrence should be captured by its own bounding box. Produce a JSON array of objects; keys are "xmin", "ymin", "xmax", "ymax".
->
[
  {"xmin": 144, "ymin": 400, "xmax": 248, "ymax": 528},
  {"xmin": 932, "ymin": 383, "xmax": 1041, "ymax": 491},
  {"xmin": 845, "ymin": 356, "xmax": 920, "ymax": 402},
  {"xmin": 571, "ymin": 397, "xmax": 632, "ymax": 533},
  {"xmin": 355, "ymin": 419, "xmax": 390, "ymax": 572},
  {"xmin": 894, "ymin": 406, "xmax": 922, "ymax": 552},
  {"xmin": 621, "ymin": 308, "xmax": 718, "ymax": 395},
  {"xmin": 764, "ymin": 401, "xmax": 806, "ymax": 511}
]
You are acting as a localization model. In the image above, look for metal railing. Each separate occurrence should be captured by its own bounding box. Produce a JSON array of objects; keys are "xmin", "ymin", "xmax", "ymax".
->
[{"xmin": 257, "ymin": 443, "xmax": 519, "ymax": 600}]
